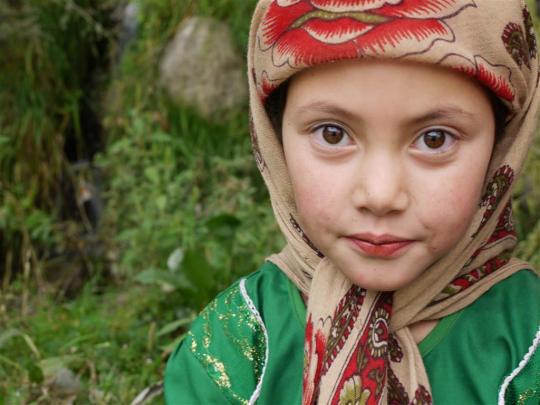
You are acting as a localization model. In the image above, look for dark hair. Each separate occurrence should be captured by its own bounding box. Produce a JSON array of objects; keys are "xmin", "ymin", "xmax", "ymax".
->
[
  {"xmin": 264, "ymin": 80, "xmax": 508, "ymax": 142},
  {"xmin": 491, "ymin": 94, "xmax": 509, "ymax": 141},
  {"xmin": 264, "ymin": 79, "xmax": 289, "ymax": 143}
]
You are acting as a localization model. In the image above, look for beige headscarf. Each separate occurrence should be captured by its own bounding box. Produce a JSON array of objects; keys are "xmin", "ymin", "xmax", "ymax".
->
[{"xmin": 248, "ymin": 1, "xmax": 540, "ymax": 403}]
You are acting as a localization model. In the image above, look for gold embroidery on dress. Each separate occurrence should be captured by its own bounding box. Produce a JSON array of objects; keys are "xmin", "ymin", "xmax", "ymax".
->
[
  {"xmin": 517, "ymin": 382, "xmax": 539, "ymax": 404},
  {"xmin": 201, "ymin": 354, "xmax": 231, "ymax": 388},
  {"xmin": 188, "ymin": 283, "xmax": 265, "ymax": 404}
]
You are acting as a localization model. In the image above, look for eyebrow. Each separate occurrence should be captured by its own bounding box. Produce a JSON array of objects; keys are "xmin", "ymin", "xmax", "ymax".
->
[
  {"xmin": 409, "ymin": 106, "xmax": 476, "ymax": 125},
  {"xmin": 294, "ymin": 101, "xmax": 358, "ymax": 122},
  {"xmin": 293, "ymin": 101, "xmax": 476, "ymax": 125}
]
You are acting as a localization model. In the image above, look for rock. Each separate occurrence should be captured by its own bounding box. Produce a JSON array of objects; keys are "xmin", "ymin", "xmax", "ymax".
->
[
  {"xmin": 47, "ymin": 367, "xmax": 81, "ymax": 397},
  {"xmin": 159, "ymin": 17, "xmax": 248, "ymax": 120}
]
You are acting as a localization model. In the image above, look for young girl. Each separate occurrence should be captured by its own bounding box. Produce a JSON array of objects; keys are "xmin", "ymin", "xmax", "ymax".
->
[{"xmin": 165, "ymin": 1, "xmax": 540, "ymax": 403}]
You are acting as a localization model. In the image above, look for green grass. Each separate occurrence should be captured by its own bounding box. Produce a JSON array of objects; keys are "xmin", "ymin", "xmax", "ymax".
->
[
  {"xmin": 0, "ymin": 0, "xmax": 116, "ymax": 280},
  {"xmin": 0, "ymin": 277, "xmax": 188, "ymax": 403}
]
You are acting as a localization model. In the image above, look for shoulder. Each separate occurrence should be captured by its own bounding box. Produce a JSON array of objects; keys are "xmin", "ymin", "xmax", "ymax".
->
[
  {"xmin": 188, "ymin": 260, "xmax": 291, "ymax": 331},
  {"xmin": 467, "ymin": 269, "xmax": 539, "ymax": 357},
  {"xmin": 476, "ymin": 269, "xmax": 539, "ymax": 334},
  {"xmin": 490, "ymin": 270, "xmax": 540, "ymax": 404},
  {"xmin": 164, "ymin": 261, "xmax": 293, "ymax": 404},
  {"xmin": 461, "ymin": 269, "xmax": 539, "ymax": 403},
  {"xmin": 422, "ymin": 270, "xmax": 540, "ymax": 404}
]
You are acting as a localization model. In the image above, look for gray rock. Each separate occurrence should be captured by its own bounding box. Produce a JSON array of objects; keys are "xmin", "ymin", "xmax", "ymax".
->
[
  {"xmin": 47, "ymin": 367, "xmax": 81, "ymax": 396},
  {"xmin": 160, "ymin": 17, "xmax": 248, "ymax": 120}
]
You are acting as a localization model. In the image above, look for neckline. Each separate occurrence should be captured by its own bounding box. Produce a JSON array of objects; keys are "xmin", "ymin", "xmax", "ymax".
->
[
  {"xmin": 286, "ymin": 277, "xmax": 462, "ymax": 357},
  {"xmin": 417, "ymin": 310, "xmax": 462, "ymax": 356},
  {"xmin": 288, "ymin": 276, "xmax": 307, "ymax": 326}
]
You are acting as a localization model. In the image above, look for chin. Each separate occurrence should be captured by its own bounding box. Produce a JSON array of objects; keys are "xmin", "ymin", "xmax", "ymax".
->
[{"xmin": 337, "ymin": 261, "xmax": 423, "ymax": 292}]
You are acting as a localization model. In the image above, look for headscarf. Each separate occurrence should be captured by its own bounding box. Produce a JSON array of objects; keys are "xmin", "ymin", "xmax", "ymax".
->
[{"xmin": 247, "ymin": 1, "xmax": 540, "ymax": 403}]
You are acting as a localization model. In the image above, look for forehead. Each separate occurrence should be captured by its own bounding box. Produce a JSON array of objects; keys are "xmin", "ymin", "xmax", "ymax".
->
[{"xmin": 287, "ymin": 59, "xmax": 490, "ymax": 115}]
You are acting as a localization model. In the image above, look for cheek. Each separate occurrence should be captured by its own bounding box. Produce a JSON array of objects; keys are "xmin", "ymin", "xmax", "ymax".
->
[
  {"xmin": 288, "ymin": 160, "xmax": 332, "ymax": 225},
  {"xmin": 285, "ymin": 150, "xmax": 348, "ymax": 235},
  {"xmin": 415, "ymin": 163, "xmax": 486, "ymax": 250}
]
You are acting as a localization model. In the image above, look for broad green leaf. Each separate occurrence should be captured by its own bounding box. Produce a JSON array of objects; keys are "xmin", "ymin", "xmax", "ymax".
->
[
  {"xmin": 206, "ymin": 214, "xmax": 241, "ymax": 239},
  {"xmin": 181, "ymin": 249, "xmax": 216, "ymax": 291}
]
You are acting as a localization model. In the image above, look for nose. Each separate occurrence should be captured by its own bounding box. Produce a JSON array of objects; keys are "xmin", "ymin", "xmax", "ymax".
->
[{"xmin": 352, "ymin": 152, "xmax": 409, "ymax": 216}]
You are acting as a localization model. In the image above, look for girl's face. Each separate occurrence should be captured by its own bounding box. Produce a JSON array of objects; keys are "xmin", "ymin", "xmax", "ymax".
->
[{"xmin": 282, "ymin": 59, "xmax": 496, "ymax": 291}]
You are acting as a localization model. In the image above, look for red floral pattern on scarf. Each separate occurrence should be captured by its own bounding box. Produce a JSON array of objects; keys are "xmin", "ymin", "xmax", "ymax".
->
[
  {"xmin": 260, "ymin": 0, "xmax": 475, "ymax": 96},
  {"xmin": 501, "ymin": 7, "xmax": 538, "ymax": 70},
  {"xmin": 478, "ymin": 165, "xmax": 515, "ymax": 231},
  {"xmin": 304, "ymin": 292, "xmax": 430, "ymax": 404},
  {"xmin": 432, "ymin": 201, "xmax": 517, "ymax": 303},
  {"xmin": 440, "ymin": 54, "xmax": 516, "ymax": 102},
  {"xmin": 439, "ymin": 254, "xmax": 512, "ymax": 299},
  {"xmin": 323, "ymin": 286, "xmax": 366, "ymax": 372},
  {"xmin": 523, "ymin": 7, "xmax": 538, "ymax": 60},
  {"xmin": 503, "ymin": 22, "xmax": 532, "ymax": 69},
  {"xmin": 303, "ymin": 314, "xmax": 327, "ymax": 405},
  {"xmin": 329, "ymin": 293, "xmax": 392, "ymax": 404},
  {"xmin": 486, "ymin": 201, "xmax": 516, "ymax": 244}
]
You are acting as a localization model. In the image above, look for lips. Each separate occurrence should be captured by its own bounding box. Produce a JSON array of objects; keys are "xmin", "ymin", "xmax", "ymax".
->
[{"xmin": 345, "ymin": 233, "xmax": 414, "ymax": 258}]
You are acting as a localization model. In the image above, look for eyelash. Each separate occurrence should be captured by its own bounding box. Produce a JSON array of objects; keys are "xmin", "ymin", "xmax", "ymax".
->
[
  {"xmin": 411, "ymin": 128, "xmax": 459, "ymax": 154},
  {"xmin": 311, "ymin": 124, "xmax": 353, "ymax": 148},
  {"xmin": 311, "ymin": 124, "xmax": 459, "ymax": 154}
]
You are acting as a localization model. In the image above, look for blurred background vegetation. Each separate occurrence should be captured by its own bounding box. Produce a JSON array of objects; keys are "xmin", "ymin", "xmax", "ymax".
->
[{"xmin": 0, "ymin": 0, "xmax": 539, "ymax": 403}]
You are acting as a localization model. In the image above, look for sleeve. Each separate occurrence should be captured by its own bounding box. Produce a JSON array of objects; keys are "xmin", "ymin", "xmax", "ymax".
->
[
  {"xmin": 504, "ymin": 330, "xmax": 540, "ymax": 405},
  {"xmin": 164, "ymin": 338, "xmax": 229, "ymax": 405},
  {"xmin": 163, "ymin": 279, "xmax": 266, "ymax": 404},
  {"xmin": 502, "ymin": 270, "xmax": 540, "ymax": 404}
]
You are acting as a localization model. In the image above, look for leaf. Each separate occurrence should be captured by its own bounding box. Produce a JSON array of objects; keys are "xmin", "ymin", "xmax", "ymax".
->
[
  {"xmin": 181, "ymin": 249, "xmax": 216, "ymax": 291},
  {"xmin": 0, "ymin": 329, "xmax": 20, "ymax": 348},
  {"xmin": 108, "ymin": 138, "xmax": 132, "ymax": 155},
  {"xmin": 144, "ymin": 166, "xmax": 160, "ymax": 184},
  {"xmin": 206, "ymin": 214, "xmax": 241, "ymax": 239},
  {"xmin": 156, "ymin": 195, "xmax": 168, "ymax": 211},
  {"xmin": 38, "ymin": 355, "xmax": 81, "ymax": 375},
  {"xmin": 159, "ymin": 334, "xmax": 187, "ymax": 355},
  {"xmin": 156, "ymin": 315, "xmax": 195, "ymax": 338},
  {"xmin": 0, "ymin": 328, "xmax": 41, "ymax": 359},
  {"xmin": 134, "ymin": 268, "xmax": 193, "ymax": 291}
]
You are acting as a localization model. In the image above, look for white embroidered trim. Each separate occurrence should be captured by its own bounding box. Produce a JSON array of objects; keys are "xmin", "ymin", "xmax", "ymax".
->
[
  {"xmin": 498, "ymin": 324, "xmax": 540, "ymax": 404},
  {"xmin": 239, "ymin": 278, "xmax": 270, "ymax": 405}
]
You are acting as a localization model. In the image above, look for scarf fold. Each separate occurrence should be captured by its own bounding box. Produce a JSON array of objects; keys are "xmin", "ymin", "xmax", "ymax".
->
[{"xmin": 247, "ymin": 1, "xmax": 540, "ymax": 403}]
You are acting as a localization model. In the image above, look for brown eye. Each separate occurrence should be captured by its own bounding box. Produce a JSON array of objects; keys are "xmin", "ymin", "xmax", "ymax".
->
[
  {"xmin": 423, "ymin": 130, "xmax": 446, "ymax": 149},
  {"xmin": 322, "ymin": 125, "xmax": 345, "ymax": 144},
  {"xmin": 412, "ymin": 128, "xmax": 457, "ymax": 154}
]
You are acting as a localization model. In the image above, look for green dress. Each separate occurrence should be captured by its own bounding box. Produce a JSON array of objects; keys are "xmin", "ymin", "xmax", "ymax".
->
[{"xmin": 165, "ymin": 262, "xmax": 540, "ymax": 404}]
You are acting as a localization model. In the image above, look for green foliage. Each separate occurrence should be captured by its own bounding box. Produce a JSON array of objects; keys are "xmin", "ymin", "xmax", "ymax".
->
[
  {"xmin": 0, "ymin": 0, "xmax": 117, "ymax": 279},
  {"xmin": 99, "ymin": 0, "xmax": 278, "ymax": 312},
  {"xmin": 514, "ymin": 137, "xmax": 540, "ymax": 268},
  {"xmin": 516, "ymin": 1, "xmax": 540, "ymax": 270},
  {"xmin": 0, "ymin": 277, "xmax": 188, "ymax": 402}
]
